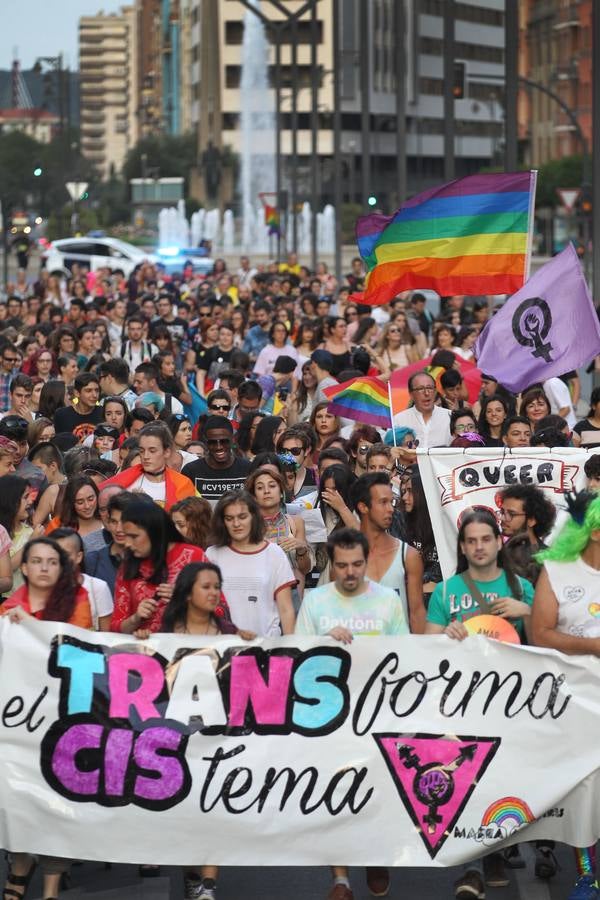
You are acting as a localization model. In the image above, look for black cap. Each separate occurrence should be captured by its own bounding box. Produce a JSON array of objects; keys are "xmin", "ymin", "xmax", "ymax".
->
[{"xmin": 310, "ymin": 349, "xmax": 335, "ymax": 373}]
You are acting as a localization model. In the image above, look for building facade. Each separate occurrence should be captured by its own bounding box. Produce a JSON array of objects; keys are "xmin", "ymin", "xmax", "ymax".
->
[
  {"xmin": 519, "ymin": 0, "xmax": 591, "ymax": 166},
  {"xmin": 79, "ymin": 8, "xmax": 139, "ymax": 179}
]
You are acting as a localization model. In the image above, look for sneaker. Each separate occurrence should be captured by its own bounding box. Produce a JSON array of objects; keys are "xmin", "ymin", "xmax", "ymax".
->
[
  {"xmin": 197, "ymin": 878, "xmax": 217, "ymax": 900},
  {"xmin": 366, "ymin": 867, "xmax": 390, "ymax": 897},
  {"xmin": 534, "ymin": 845, "xmax": 558, "ymax": 879},
  {"xmin": 454, "ymin": 869, "xmax": 485, "ymax": 900},
  {"xmin": 483, "ymin": 853, "xmax": 509, "ymax": 888},
  {"xmin": 327, "ymin": 885, "xmax": 354, "ymax": 900},
  {"xmin": 503, "ymin": 846, "xmax": 526, "ymax": 869},
  {"xmin": 183, "ymin": 874, "xmax": 204, "ymax": 900},
  {"xmin": 568, "ymin": 875, "xmax": 600, "ymax": 900}
]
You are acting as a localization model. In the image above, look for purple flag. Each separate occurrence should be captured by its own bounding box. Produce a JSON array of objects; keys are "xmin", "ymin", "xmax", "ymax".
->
[{"xmin": 474, "ymin": 244, "xmax": 600, "ymax": 393}]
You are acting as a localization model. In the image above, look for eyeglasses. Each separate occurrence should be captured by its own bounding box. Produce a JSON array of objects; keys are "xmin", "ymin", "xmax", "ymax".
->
[
  {"xmin": 454, "ymin": 423, "xmax": 477, "ymax": 433},
  {"xmin": 283, "ymin": 446, "xmax": 304, "ymax": 456},
  {"xmin": 199, "ymin": 312, "xmax": 212, "ymax": 318},
  {"xmin": 499, "ymin": 508, "xmax": 526, "ymax": 521},
  {"xmin": 209, "ymin": 404, "xmax": 230, "ymax": 412},
  {"xmin": 411, "ymin": 386, "xmax": 435, "ymax": 394},
  {"xmin": 207, "ymin": 437, "xmax": 231, "ymax": 447}
]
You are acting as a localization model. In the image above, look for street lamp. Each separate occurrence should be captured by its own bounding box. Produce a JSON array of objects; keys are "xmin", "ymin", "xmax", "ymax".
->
[{"xmin": 33, "ymin": 54, "xmax": 67, "ymax": 133}]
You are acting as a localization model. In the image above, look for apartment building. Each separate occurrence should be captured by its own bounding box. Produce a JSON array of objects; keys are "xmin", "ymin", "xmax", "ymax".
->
[{"xmin": 79, "ymin": 8, "xmax": 139, "ymax": 179}]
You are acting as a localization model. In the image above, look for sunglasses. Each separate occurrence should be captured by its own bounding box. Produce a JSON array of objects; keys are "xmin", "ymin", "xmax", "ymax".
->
[
  {"xmin": 357, "ymin": 444, "xmax": 370, "ymax": 454},
  {"xmin": 283, "ymin": 446, "xmax": 304, "ymax": 456},
  {"xmin": 172, "ymin": 413, "xmax": 189, "ymax": 422},
  {"xmin": 206, "ymin": 437, "xmax": 231, "ymax": 447},
  {"xmin": 209, "ymin": 404, "xmax": 230, "ymax": 412},
  {"xmin": 2, "ymin": 357, "xmax": 17, "ymax": 364}
]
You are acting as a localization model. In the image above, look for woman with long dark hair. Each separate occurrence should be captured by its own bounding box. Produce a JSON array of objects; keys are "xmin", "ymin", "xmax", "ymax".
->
[
  {"xmin": 111, "ymin": 499, "xmax": 207, "ymax": 634},
  {"xmin": 313, "ymin": 464, "xmax": 359, "ymax": 585},
  {"xmin": 0, "ymin": 475, "xmax": 34, "ymax": 590},
  {"xmin": 46, "ymin": 474, "xmax": 104, "ymax": 548},
  {"xmin": 236, "ymin": 410, "xmax": 266, "ymax": 458},
  {"xmin": 38, "ymin": 379, "xmax": 66, "ymax": 421},
  {"xmin": 392, "ymin": 469, "xmax": 441, "ymax": 606},
  {"xmin": 477, "ymin": 394, "xmax": 509, "ymax": 447},
  {"xmin": 250, "ymin": 415, "xmax": 286, "ymax": 456},
  {"xmin": 162, "ymin": 562, "xmax": 237, "ymax": 635},
  {"xmin": 288, "ymin": 361, "xmax": 317, "ymax": 424}
]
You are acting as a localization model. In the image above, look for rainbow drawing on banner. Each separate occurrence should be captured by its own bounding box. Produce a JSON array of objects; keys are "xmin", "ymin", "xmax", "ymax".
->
[
  {"xmin": 481, "ymin": 796, "xmax": 535, "ymax": 829},
  {"xmin": 323, "ymin": 375, "xmax": 391, "ymax": 428},
  {"xmin": 354, "ymin": 171, "xmax": 537, "ymax": 307}
]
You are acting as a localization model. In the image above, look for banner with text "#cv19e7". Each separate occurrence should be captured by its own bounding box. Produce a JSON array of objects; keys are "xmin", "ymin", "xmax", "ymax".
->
[{"xmin": 2, "ymin": 618, "xmax": 600, "ymax": 866}]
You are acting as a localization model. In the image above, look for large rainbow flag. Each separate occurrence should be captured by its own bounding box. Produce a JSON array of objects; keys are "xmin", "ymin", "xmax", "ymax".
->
[
  {"xmin": 355, "ymin": 171, "xmax": 537, "ymax": 307},
  {"xmin": 324, "ymin": 376, "xmax": 391, "ymax": 428}
]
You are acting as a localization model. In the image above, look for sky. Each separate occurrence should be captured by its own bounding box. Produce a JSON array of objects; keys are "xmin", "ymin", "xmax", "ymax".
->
[{"xmin": 0, "ymin": 0, "xmax": 124, "ymax": 70}]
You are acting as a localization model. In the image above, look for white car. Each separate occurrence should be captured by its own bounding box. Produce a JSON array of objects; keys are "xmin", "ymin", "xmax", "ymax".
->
[
  {"xmin": 42, "ymin": 237, "xmax": 215, "ymax": 278},
  {"xmin": 42, "ymin": 237, "xmax": 156, "ymax": 278}
]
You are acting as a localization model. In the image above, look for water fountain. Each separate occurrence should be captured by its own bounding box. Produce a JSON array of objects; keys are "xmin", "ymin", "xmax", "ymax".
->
[{"xmin": 239, "ymin": 0, "xmax": 276, "ymax": 252}]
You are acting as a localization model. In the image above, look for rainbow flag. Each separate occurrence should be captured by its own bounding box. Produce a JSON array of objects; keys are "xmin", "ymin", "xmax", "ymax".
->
[
  {"xmin": 355, "ymin": 171, "xmax": 537, "ymax": 306},
  {"xmin": 264, "ymin": 204, "xmax": 280, "ymax": 235},
  {"xmin": 323, "ymin": 376, "xmax": 391, "ymax": 428}
]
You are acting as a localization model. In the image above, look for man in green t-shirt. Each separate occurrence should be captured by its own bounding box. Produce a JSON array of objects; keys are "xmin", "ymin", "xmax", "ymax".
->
[
  {"xmin": 425, "ymin": 509, "xmax": 533, "ymax": 900},
  {"xmin": 426, "ymin": 510, "xmax": 534, "ymax": 642}
]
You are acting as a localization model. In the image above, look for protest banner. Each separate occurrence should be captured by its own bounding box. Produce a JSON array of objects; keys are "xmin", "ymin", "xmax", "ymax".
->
[
  {"xmin": 418, "ymin": 447, "xmax": 591, "ymax": 579},
  {"xmin": 1, "ymin": 617, "xmax": 600, "ymax": 866}
]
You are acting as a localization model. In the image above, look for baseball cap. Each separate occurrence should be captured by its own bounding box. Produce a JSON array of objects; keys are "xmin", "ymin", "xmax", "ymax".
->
[{"xmin": 310, "ymin": 349, "xmax": 335, "ymax": 373}]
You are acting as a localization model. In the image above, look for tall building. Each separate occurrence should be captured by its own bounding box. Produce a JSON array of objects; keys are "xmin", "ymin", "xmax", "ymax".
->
[
  {"xmin": 519, "ymin": 0, "xmax": 592, "ymax": 166},
  {"xmin": 193, "ymin": 0, "xmax": 507, "ymax": 210},
  {"xmin": 79, "ymin": 8, "xmax": 139, "ymax": 179},
  {"xmin": 136, "ymin": 0, "xmax": 162, "ymax": 138}
]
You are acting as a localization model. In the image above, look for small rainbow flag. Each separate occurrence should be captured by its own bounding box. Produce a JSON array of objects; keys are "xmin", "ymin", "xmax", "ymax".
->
[
  {"xmin": 323, "ymin": 376, "xmax": 391, "ymax": 428},
  {"xmin": 354, "ymin": 171, "xmax": 537, "ymax": 306},
  {"xmin": 264, "ymin": 204, "xmax": 280, "ymax": 235}
]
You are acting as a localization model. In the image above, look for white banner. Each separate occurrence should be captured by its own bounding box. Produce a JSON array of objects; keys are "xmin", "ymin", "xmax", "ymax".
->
[
  {"xmin": 2, "ymin": 618, "xmax": 600, "ymax": 866},
  {"xmin": 417, "ymin": 447, "xmax": 592, "ymax": 579}
]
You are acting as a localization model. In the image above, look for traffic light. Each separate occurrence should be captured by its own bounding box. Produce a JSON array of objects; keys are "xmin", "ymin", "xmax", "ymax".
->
[
  {"xmin": 368, "ymin": 195, "xmax": 377, "ymax": 207},
  {"xmin": 581, "ymin": 190, "xmax": 592, "ymax": 214},
  {"xmin": 33, "ymin": 167, "xmax": 42, "ymax": 177},
  {"xmin": 80, "ymin": 191, "xmax": 89, "ymax": 201},
  {"xmin": 453, "ymin": 61, "xmax": 466, "ymax": 100}
]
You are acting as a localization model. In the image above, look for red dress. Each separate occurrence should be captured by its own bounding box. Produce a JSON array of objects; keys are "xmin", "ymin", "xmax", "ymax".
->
[{"xmin": 111, "ymin": 543, "xmax": 208, "ymax": 634}]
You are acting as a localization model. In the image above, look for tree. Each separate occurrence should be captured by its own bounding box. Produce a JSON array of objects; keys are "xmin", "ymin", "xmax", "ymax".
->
[
  {"xmin": 122, "ymin": 133, "xmax": 199, "ymax": 193},
  {"xmin": 535, "ymin": 154, "xmax": 584, "ymax": 208}
]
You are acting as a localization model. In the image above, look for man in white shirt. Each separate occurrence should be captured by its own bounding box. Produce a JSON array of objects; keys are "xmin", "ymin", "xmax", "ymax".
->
[
  {"xmin": 543, "ymin": 377, "xmax": 577, "ymax": 430},
  {"xmin": 392, "ymin": 371, "xmax": 451, "ymax": 448}
]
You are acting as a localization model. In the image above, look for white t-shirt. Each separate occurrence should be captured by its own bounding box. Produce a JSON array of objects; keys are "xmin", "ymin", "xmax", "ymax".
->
[
  {"xmin": 295, "ymin": 578, "xmax": 408, "ymax": 636},
  {"xmin": 205, "ymin": 542, "xmax": 296, "ymax": 636},
  {"xmin": 130, "ymin": 474, "xmax": 166, "ymax": 505},
  {"xmin": 544, "ymin": 558, "xmax": 600, "ymax": 638},
  {"xmin": 81, "ymin": 573, "xmax": 114, "ymax": 630},
  {"xmin": 543, "ymin": 377, "xmax": 576, "ymax": 429}
]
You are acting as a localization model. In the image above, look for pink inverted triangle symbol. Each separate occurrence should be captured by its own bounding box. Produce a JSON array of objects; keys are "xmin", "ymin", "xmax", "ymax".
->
[{"xmin": 374, "ymin": 732, "xmax": 501, "ymax": 858}]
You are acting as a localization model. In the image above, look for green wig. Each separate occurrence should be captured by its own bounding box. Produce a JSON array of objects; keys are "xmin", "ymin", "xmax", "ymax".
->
[{"xmin": 536, "ymin": 492, "xmax": 600, "ymax": 564}]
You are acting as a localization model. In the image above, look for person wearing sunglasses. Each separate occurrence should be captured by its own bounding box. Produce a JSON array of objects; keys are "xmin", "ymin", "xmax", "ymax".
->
[
  {"xmin": 347, "ymin": 425, "xmax": 381, "ymax": 477},
  {"xmin": 0, "ymin": 344, "xmax": 18, "ymax": 414},
  {"xmin": 392, "ymin": 371, "xmax": 451, "ymax": 448},
  {"xmin": 182, "ymin": 416, "xmax": 250, "ymax": 508},
  {"xmin": 206, "ymin": 388, "xmax": 231, "ymax": 418},
  {"xmin": 276, "ymin": 427, "xmax": 317, "ymax": 500}
]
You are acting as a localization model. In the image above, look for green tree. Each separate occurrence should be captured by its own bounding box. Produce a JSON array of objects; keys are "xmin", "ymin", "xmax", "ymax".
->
[
  {"xmin": 0, "ymin": 131, "xmax": 46, "ymax": 211},
  {"xmin": 123, "ymin": 133, "xmax": 199, "ymax": 193},
  {"xmin": 535, "ymin": 154, "xmax": 585, "ymax": 208}
]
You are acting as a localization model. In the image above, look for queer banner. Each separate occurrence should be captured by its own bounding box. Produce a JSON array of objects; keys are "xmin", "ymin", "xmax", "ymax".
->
[
  {"xmin": 417, "ymin": 447, "xmax": 591, "ymax": 579},
  {"xmin": 2, "ymin": 618, "xmax": 600, "ymax": 866}
]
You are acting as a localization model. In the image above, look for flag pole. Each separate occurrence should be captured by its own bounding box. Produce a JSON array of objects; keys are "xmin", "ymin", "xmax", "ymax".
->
[
  {"xmin": 387, "ymin": 379, "xmax": 396, "ymax": 447},
  {"xmin": 524, "ymin": 169, "xmax": 538, "ymax": 281}
]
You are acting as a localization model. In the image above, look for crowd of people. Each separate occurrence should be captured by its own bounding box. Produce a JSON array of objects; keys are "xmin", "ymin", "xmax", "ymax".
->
[{"xmin": 0, "ymin": 251, "xmax": 599, "ymax": 900}]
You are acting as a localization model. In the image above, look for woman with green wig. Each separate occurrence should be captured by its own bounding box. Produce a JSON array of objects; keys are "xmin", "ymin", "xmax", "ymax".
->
[{"xmin": 532, "ymin": 491, "xmax": 600, "ymax": 900}]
